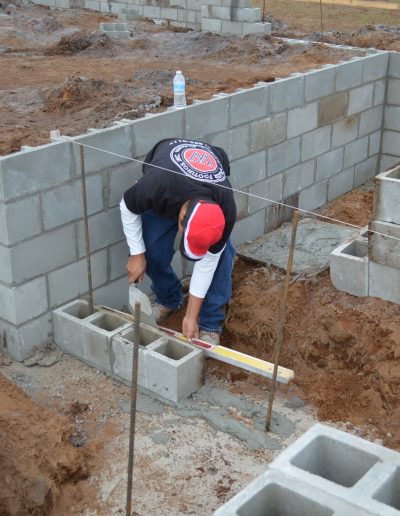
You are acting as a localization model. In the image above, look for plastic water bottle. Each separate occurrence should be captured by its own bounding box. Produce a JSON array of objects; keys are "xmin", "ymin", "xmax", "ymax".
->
[{"xmin": 173, "ymin": 70, "xmax": 186, "ymax": 109}]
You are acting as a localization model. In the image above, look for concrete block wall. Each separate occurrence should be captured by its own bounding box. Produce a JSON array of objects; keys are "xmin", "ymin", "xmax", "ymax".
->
[
  {"xmin": 0, "ymin": 50, "xmax": 395, "ymax": 360},
  {"xmin": 380, "ymin": 52, "xmax": 400, "ymax": 172},
  {"xmin": 215, "ymin": 423, "xmax": 400, "ymax": 515}
]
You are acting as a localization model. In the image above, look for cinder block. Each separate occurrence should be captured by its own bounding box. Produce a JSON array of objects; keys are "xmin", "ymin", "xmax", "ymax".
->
[
  {"xmin": 229, "ymin": 86, "xmax": 268, "ymax": 126},
  {"xmin": 77, "ymin": 207, "xmax": 124, "ymax": 256},
  {"xmin": 362, "ymin": 52, "xmax": 389, "ymax": 82},
  {"xmin": 48, "ymin": 250, "xmax": 108, "ymax": 308},
  {"xmin": 133, "ymin": 110, "xmax": 184, "ymax": 156},
  {"xmin": 388, "ymin": 51, "xmax": 400, "ymax": 79},
  {"xmin": 231, "ymin": 209, "xmax": 265, "ymax": 247},
  {"xmin": 283, "ymin": 161, "xmax": 314, "ymax": 198},
  {"xmin": 208, "ymin": 5, "xmax": 231, "ymax": 19},
  {"xmin": 348, "ymin": 83, "xmax": 374, "ymax": 115},
  {"xmin": 299, "ymin": 181, "xmax": 327, "ymax": 211},
  {"xmin": 0, "ymin": 245, "xmax": 12, "ymax": 284},
  {"xmin": 387, "ymin": 78, "xmax": 400, "ymax": 105},
  {"xmin": 328, "ymin": 167, "xmax": 354, "ymax": 201},
  {"xmin": 221, "ymin": 20, "xmax": 243, "ymax": 35},
  {"xmin": 214, "ymin": 468, "xmax": 366, "ymax": 516},
  {"xmin": 230, "ymin": 151, "xmax": 266, "ymax": 190},
  {"xmin": 100, "ymin": 22, "xmax": 128, "ymax": 30},
  {"xmin": 359, "ymin": 106, "xmax": 384, "ymax": 137},
  {"xmin": 104, "ymin": 30, "xmax": 131, "ymax": 39},
  {"xmin": 111, "ymin": 325, "xmax": 167, "ymax": 385},
  {"xmin": 248, "ymin": 174, "xmax": 282, "ymax": 214},
  {"xmin": 369, "ymin": 260, "xmax": 400, "ymax": 304},
  {"xmin": 343, "ymin": 136, "xmax": 369, "ymax": 169},
  {"xmin": 208, "ymin": 125, "xmax": 250, "ymax": 160},
  {"xmin": 186, "ymin": 0, "xmax": 200, "ymax": 9},
  {"xmin": 374, "ymin": 79, "xmax": 386, "ymax": 106},
  {"xmin": 382, "ymin": 130, "xmax": 400, "ymax": 156},
  {"xmin": 268, "ymin": 423, "xmax": 400, "ymax": 516},
  {"xmin": 72, "ymin": 125, "xmax": 133, "ymax": 175},
  {"xmin": 203, "ymin": 0, "xmax": 249, "ymax": 6},
  {"xmin": 301, "ymin": 126, "xmax": 331, "ymax": 161},
  {"xmin": 0, "ymin": 277, "xmax": 48, "ymax": 325},
  {"xmin": 6, "ymin": 224, "xmax": 77, "ymax": 285},
  {"xmin": 316, "ymin": 147, "xmax": 344, "ymax": 181},
  {"xmin": 330, "ymin": 239, "xmax": 368, "ymax": 297},
  {"xmin": 109, "ymin": 240, "xmax": 128, "ymax": 280},
  {"xmin": 319, "ymin": 92, "xmax": 347, "ymax": 126},
  {"xmin": 369, "ymin": 131, "xmax": 381, "ymax": 157},
  {"xmin": 177, "ymin": 9, "xmax": 197, "ymax": 22},
  {"xmin": 374, "ymin": 166, "xmax": 400, "ymax": 224},
  {"xmin": 142, "ymin": 5, "xmax": 161, "ymax": 17},
  {"xmin": 242, "ymin": 21, "xmax": 271, "ymax": 35},
  {"xmin": 234, "ymin": 189, "xmax": 248, "ymax": 220},
  {"xmin": 186, "ymin": 97, "xmax": 229, "ymax": 139},
  {"xmin": 0, "ymin": 196, "xmax": 41, "ymax": 246},
  {"xmin": 161, "ymin": 7, "xmax": 178, "ymax": 19},
  {"xmin": 201, "ymin": 17, "xmax": 222, "ymax": 32},
  {"xmin": 384, "ymin": 106, "xmax": 400, "ymax": 132},
  {"xmin": 170, "ymin": 0, "xmax": 186, "ymax": 8},
  {"xmin": 268, "ymin": 138, "xmax": 300, "ymax": 177},
  {"xmin": 380, "ymin": 155, "xmax": 400, "ymax": 174},
  {"xmin": 2, "ymin": 312, "xmax": 53, "ymax": 362},
  {"xmin": 42, "ymin": 175, "xmax": 103, "ymax": 230},
  {"xmin": 250, "ymin": 113, "xmax": 286, "ymax": 153},
  {"xmin": 53, "ymin": 301, "xmax": 131, "ymax": 372},
  {"xmin": 145, "ymin": 338, "xmax": 204, "ymax": 402},
  {"xmin": 354, "ymin": 155, "xmax": 377, "ymax": 187},
  {"xmin": 335, "ymin": 60, "xmax": 363, "ymax": 92},
  {"xmin": 108, "ymin": 161, "xmax": 142, "ymax": 207},
  {"xmin": 84, "ymin": 0, "xmax": 99, "ymax": 9},
  {"xmin": 0, "ymin": 142, "xmax": 72, "ymax": 202},
  {"xmin": 55, "ymin": 0, "xmax": 70, "ymax": 8},
  {"xmin": 287, "ymin": 102, "xmax": 318, "ymax": 138},
  {"xmin": 233, "ymin": 7, "xmax": 261, "ymax": 22},
  {"xmin": 93, "ymin": 276, "xmax": 129, "ymax": 309},
  {"xmin": 269, "ymin": 76, "xmax": 304, "ymax": 113},
  {"xmin": 305, "ymin": 67, "xmax": 335, "ymax": 102},
  {"xmin": 369, "ymin": 220, "xmax": 400, "ymax": 270},
  {"xmin": 331, "ymin": 115, "xmax": 359, "ymax": 148}
]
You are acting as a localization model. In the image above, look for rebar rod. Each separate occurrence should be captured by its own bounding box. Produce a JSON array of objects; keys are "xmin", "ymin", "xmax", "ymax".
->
[
  {"xmin": 319, "ymin": 0, "xmax": 324, "ymax": 35},
  {"xmin": 265, "ymin": 209, "xmax": 299, "ymax": 432},
  {"xmin": 79, "ymin": 144, "xmax": 94, "ymax": 314},
  {"xmin": 126, "ymin": 302, "xmax": 140, "ymax": 516}
]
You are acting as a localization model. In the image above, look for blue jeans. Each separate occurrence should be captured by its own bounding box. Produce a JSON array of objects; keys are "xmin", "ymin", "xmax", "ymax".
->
[{"xmin": 141, "ymin": 210, "xmax": 236, "ymax": 333}]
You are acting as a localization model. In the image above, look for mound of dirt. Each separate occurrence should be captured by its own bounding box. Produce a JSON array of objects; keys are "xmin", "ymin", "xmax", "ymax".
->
[
  {"xmin": 318, "ymin": 25, "xmax": 400, "ymax": 51},
  {"xmin": 0, "ymin": 373, "xmax": 88, "ymax": 515},
  {"xmin": 46, "ymin": 30, "xmax": 110, "ymax": 55},
  {"xmin": 44, "ymin": 75, "xmax": 106, "ymax": 110}
]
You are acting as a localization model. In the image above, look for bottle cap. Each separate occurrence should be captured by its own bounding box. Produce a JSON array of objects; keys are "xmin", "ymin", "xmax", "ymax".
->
[{"xmin": 176, "ymin": 70, "xmax": 182, "ymax": 74}]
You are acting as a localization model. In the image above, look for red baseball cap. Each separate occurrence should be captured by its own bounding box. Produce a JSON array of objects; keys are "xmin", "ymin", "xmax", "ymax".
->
[{"xmin": 180, "ymin": 199, "xmax": 225, "ymax": 261}]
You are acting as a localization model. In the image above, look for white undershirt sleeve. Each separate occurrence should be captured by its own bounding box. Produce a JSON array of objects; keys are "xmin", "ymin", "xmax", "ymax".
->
[
  {"xmin": 120, "ymin": 198, "xmax": 146, "ymax": 255},
  {"xmin": 189, "ymin": 247, "xmax": 225, "ymax": 299}
]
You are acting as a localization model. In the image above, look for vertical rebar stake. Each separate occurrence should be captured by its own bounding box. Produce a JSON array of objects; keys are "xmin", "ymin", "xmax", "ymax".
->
[
  {"xmin": 262, "ymin": 0, "xmax": 266, "ymax": 23},
  {"xmin": 265, "ymin": 209, "xmax": 299, "ymax": 432},
  {"xmin": 126, "ymin": 302, "xmax": 140, "ymax": 516},
  {"xmin": 319, "ymin": 0, "xmax": 324, "ymax": 35},
  {"xmin": 79, "ymin": 144, "xmax": 94, "ymax": 314}
]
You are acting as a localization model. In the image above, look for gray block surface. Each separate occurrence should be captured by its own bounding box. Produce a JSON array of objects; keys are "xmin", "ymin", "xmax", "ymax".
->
[
  {"xmin": 369, "ymin": 220, "xmax": 400, "ymax": 269},
  {"xmin": 374, "ymin": 166, "xmax": 400, "ymax": 224},
  {"xmin": 330, "ymin": 239, "xmax": 369, "ymax": 297}
]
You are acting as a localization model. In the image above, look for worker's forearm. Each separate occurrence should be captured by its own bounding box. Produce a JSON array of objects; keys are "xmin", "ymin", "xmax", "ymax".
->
[{"xmin": 186, "ymin": 293, "xmax": 203, "ymax": 322}]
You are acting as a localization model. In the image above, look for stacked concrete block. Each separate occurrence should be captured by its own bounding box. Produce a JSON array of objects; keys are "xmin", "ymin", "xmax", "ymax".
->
[
  {"xmin": 381, "ymin": 52, "xmax": 400, "ymax": 172},
  {"xmin": 215, "ymin": 423, "xmax": 400, "ymax": 515},
  {"xmin": 201, "ymin": 0, "xmax": 270, "ymax": 35},
  {"xmin": 53, "ymin": 301, "xmax": 204, "ymax": 401},
  {"xmin": 113, "ymin": 327, "xmax": 204, "ymax": 401},
  {"xmin": 100, "ymin": 22, "xmax": 131, "ymax": 39}
]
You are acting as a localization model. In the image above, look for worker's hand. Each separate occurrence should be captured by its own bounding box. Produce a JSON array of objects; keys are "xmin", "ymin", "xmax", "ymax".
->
[
  {"xmin": 182, "ymin": 316, "xmax": 199, "ymax": 341},
  {"xmin": 127, "ymin": 253, "xmax": 146, "ymax": 284}
]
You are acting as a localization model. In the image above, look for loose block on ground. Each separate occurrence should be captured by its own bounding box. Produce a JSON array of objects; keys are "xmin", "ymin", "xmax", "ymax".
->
[{"xmin": 330, "ymin": 239, "xmax": 369, "ymax": 297}]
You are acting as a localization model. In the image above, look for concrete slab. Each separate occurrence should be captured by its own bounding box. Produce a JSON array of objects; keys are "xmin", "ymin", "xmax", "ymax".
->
[{"xmin": 237, "ymin": 218, "xmax": 355, "ymax": 276}]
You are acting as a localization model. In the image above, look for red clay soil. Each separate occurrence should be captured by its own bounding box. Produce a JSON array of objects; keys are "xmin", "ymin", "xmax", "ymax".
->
[
  {"xmin": 0, "ymin": 1, "xmax": 366, "ymax": 155},
  {"xmin": 0, "ymin": 373, "xmax": 88, "ymax": 515},
  {"xmin": 165, "ymin": 187, "xmax": 400, "ymax": 450}
]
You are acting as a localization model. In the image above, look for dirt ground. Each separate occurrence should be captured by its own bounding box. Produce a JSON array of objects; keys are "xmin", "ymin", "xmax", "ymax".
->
[{"xmin": 1, "ymin": 0, "xmax": 386, "ymax": 155}]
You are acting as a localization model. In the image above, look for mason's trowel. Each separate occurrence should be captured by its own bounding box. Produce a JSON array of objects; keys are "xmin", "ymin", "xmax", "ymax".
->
[{"xmin": 128, "ymin": 283, "xmax": 157, "ymax": 327}]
